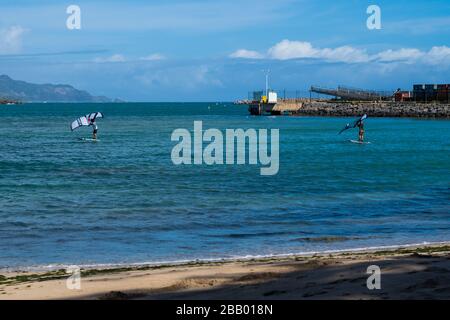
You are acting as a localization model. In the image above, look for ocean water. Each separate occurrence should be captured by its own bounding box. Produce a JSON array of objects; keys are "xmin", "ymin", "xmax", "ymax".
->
[{"xmin": 0, "ymin": 103, "xmax": 449, "ymax": 270}]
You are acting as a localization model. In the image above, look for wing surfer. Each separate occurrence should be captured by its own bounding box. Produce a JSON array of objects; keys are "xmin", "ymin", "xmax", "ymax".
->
[
  {"xmin": 90, "ymin": 118, "xmax": 98, "ymax": 140},
  {"xmin": 357, "ymin": 120, "xmax": 364, "ymax": 142},
  {"xmin": 338, "ymin": 114, "xmax": 367, "ymax": 142},
  {"xmin": 70, "ymin": 112, "xmax": 103, "ymax": 140}
]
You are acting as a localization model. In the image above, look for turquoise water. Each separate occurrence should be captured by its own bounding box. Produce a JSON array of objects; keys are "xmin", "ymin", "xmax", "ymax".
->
[{"xmin": 0, "ymin": 103, "xmax": 449, "ymax": 269}]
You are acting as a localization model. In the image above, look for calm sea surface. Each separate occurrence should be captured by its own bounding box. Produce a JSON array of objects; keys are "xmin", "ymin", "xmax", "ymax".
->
[{"xmin": 0, "ymin": 103, "xmax": 449, "ymax": 269}]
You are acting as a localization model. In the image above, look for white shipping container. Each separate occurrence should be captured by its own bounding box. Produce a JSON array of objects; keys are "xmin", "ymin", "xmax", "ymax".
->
[{"xmin": 268, "ymin": 91, "xmax": 277, "ymax": 103}]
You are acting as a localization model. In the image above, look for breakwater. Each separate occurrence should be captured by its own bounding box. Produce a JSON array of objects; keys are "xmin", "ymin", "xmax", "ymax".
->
[{"xmin": 289, "ymin": 101, "xmax": 450, "ymax": 118}]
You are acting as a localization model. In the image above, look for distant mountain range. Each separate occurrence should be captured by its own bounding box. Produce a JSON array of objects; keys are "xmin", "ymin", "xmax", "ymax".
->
[{"xmin": 0, "ymin": 75, "xmax": 115, "ymax": 103}]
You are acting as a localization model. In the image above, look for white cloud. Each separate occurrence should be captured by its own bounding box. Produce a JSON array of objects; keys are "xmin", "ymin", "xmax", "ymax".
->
[
  {"xmin": 267, "ymin": 40, "xmax": 318, "ymax": 60},
  {"xmin": 375, "ymin": 46, "xmax": 450, "ymax": 66},
  {"xmin": 0, "ymin": 25, "xmax": 26, "ymax": 54},
  {"xmin": 233, "ymin": 39, "xmax": 370, "ymax": 63},
  {"xmin": 231, "ymin": 39, "xmax": 450, "ymax": 66},
  {"xmin": 139, "ymin": 53, "xmax": 166, "ymax": 61},
  {"xmin": 94, "ymin": 54, "xmax": 126, "ymax": 63},
  {"xmin": 425, "ymin": 46, "xmax": 450, "ymax": 65},
  {"xmin": 318, "ymin": 46, "xmax": 370, "ymax": 63},
  {"xmin": 375, "ymin": 48, "xmax": 424, "ymax": 62},
  {"xmin": 229, "ymin": 49, "xmax": 264, "ymax": 59},
  {"xmin": 266, "ymin": 40, "xmax": 371, "ymax": 63}
]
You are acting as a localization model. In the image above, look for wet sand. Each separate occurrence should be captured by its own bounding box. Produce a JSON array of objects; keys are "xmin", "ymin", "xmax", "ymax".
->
[{"xmin": 1, "ymin": 244, "xmax": 450, "ymax": 300}]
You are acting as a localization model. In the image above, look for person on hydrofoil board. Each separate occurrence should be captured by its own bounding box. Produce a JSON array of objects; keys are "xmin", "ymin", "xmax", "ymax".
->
[
  {"xmin": 90, "ymin": 119, "xmax": 98, "ymax": 140},
  {"xmin": 357, "ymin": 120, "xmax": 365, "ymax": 142}
]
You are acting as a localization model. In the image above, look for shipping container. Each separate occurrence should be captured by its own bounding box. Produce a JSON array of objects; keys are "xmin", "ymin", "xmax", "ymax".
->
[
  {"xmin": 413, "ymin": 92, "xmax": 437, "ymax": 102},
  {"xmin": 413, "ymin": 92, "xmax": 425, "ymax": 101},
  {"xmin": 268, "ymin": 91, "xmax": 278, "ymax": 103},
  {"xmin": 437, "ymin": 89, "xmax": 449, "ymax": 102},
  {"xmin": 428, "ymin": 92, "xmax": 438, "ymax": 100},
  {"xmin": 412, "ymin": 84, "xmax": 449, "ymax": 102}
]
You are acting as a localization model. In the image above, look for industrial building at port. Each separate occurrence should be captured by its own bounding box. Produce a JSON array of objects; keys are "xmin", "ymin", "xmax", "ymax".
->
[
  {"xmin": 309, "ymin": 84, "xmax": 449, "ymax": 103},
  {"xmin": 242, "ymin": 83, "xmax": 450, "ymax": 116}
]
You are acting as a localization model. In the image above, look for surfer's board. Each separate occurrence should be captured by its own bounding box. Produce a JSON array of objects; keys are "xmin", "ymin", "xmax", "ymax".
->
[
  {"xmin": 349, "ymin": 139, "xmax": 370, "ymax": 144},
  {"xmin": 78, "ymin": 138, "xmax": 99, "ymax": 142}
]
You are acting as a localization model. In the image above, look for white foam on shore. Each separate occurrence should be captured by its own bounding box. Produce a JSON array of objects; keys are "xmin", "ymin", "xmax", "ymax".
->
[{"xmin": 2, "ymin": 240, "xmax": 450, "ymax": 273}]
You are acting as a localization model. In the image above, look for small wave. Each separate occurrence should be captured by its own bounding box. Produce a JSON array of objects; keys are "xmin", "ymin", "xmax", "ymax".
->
[
  {"xmin": 0, "ymin": 221, "xmax": 29, "ymax": 228},
  {"xmin": 291, "ymin": 236, "xmax": 363, "ymax": 243},
  {"xmin": 206, "ymin": 230, "xmax": 299, "ymax": 239},
  {"xmin": 3, "ymin": 240, "xmax": 450, "ymax": 273}
]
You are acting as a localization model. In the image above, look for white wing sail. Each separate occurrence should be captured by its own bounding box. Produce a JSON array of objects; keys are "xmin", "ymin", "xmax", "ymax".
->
[
  {"xmin": 71, "ymin": 116, "xmax": 89, "ymax": 131},
  {"xmin": 86, "ymin": 112, "xmax": 104, "ymax": 122},
  {"xmin": 71, "ymin": 112, "xmax": 104, "ymax": 131},
  {"xmin": 338, "ymin": 114, "xmax": 367, "ymax": 134}
]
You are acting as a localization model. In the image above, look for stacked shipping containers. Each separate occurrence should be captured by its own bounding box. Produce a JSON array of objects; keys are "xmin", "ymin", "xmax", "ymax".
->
[
  {"xmin": 426, "ymin": 84, "xmax": 437, "ymax": 101},
  {"xmin": 413, "ymin": 84, "xmax": 425, "ymax": 101},
  {"xmin": 437, "ymin": 84, "xmax": 449, "ymax": 102},
  {"xmin": 413, "ymin": 84, "xmax": 449, "ymax": 102}
]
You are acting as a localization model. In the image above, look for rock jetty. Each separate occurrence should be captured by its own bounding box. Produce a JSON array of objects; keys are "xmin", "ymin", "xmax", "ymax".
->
[{"xmin": 292, "ymin": 101, "xmax": 450, "ymax": 118}]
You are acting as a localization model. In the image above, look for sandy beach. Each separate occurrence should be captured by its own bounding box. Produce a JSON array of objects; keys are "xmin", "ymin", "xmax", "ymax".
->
[{"xmin": 1, "ymin": 243, "xmax": 450, "ymax": 300}]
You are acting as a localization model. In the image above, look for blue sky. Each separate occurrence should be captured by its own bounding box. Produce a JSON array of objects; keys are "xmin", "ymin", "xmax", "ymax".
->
[{"xmin": 0, "ymin": 0, "xmax": 449, "ymax": 101}]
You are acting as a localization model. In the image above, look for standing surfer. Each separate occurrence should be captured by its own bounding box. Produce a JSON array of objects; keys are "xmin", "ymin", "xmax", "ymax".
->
[
  {"xmin": 70, "ymin": 112, "xmax": 104, "ymax": 141},
  {"xmin": 90, "ymin": 118, "xmax": 98, "ymax": 140},
  {"xmin": 338, "ymin": 114, "xmax": 368, "ymax": 143},
  {"xmin": 357, "ymin": 120, "xmax": 364, "ymax": 142}
]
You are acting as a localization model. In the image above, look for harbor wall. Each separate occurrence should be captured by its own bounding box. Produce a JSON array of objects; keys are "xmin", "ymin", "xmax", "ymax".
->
[{"xmin": 290, "ymin": 101, "xmax": 450, "ymax": 118}]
